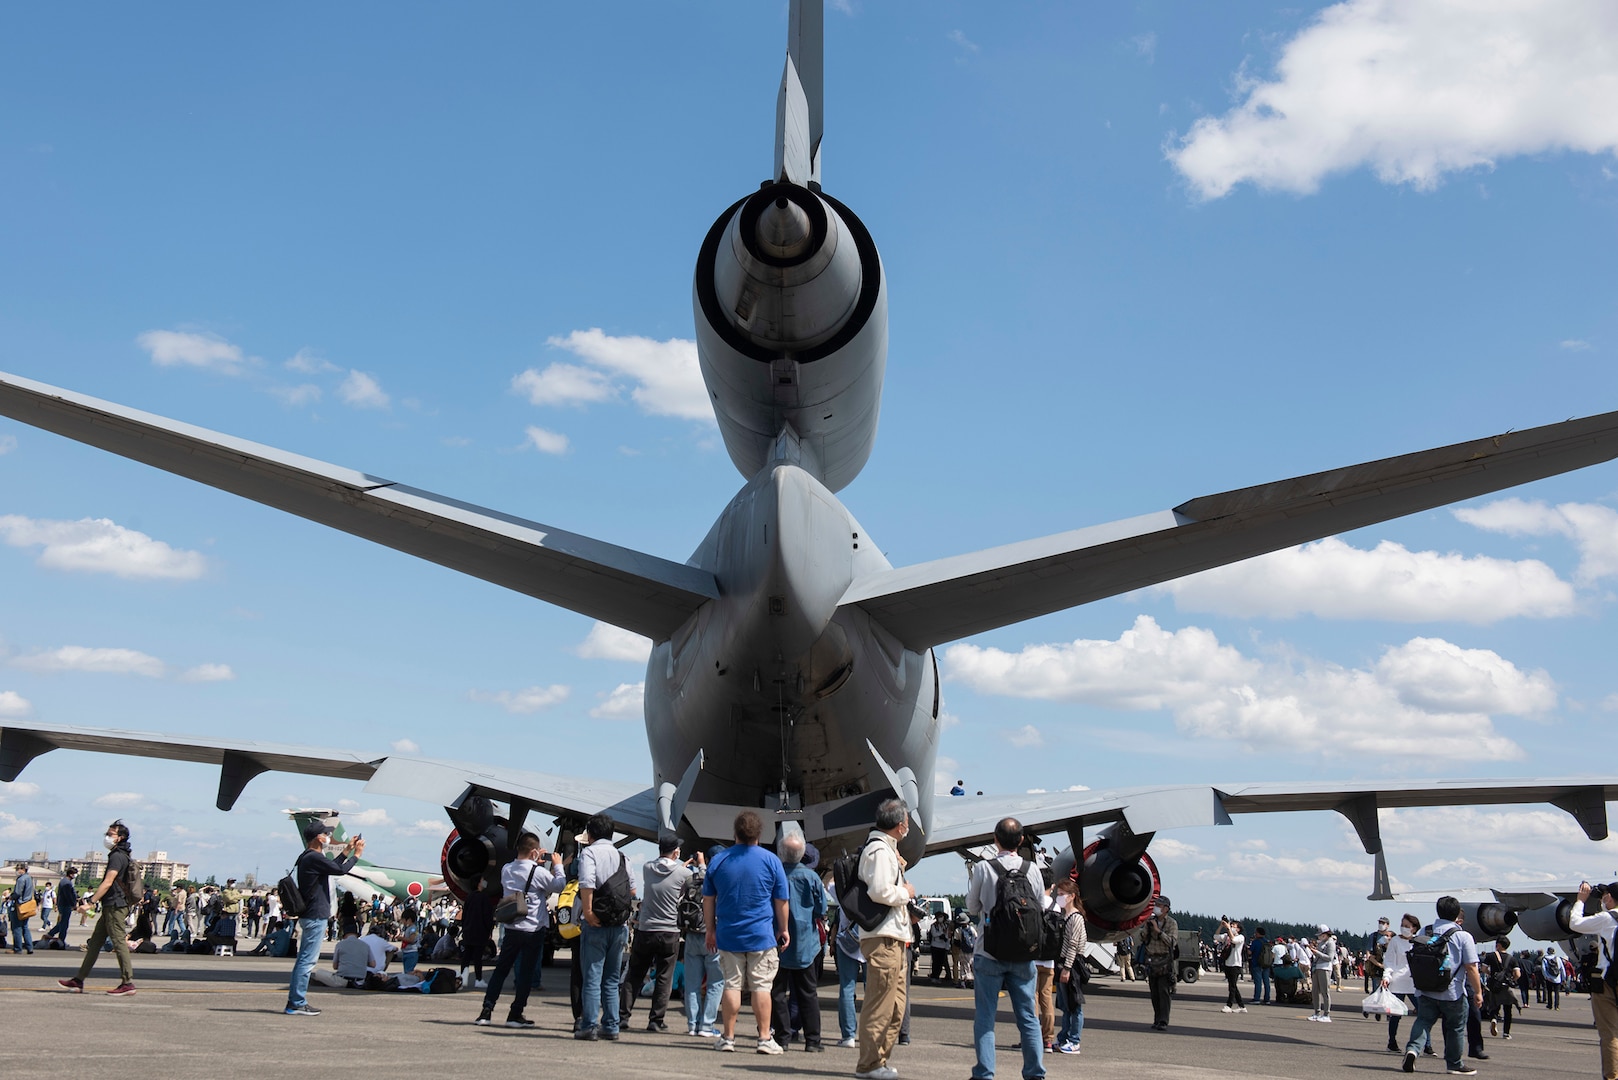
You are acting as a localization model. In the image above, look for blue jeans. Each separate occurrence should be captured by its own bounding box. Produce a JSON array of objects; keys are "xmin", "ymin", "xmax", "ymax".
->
[
  {"xmin": 836, "ymin": 946, "xmax": 863, "ymax": 1040},
  {"xmin": 1252, "ymin": 965, "xmax": 1271, "ymax": 1002},
  {"xmin": 579, "ymin": 922, "xmax": 628, "ymax": 1034},
  {"xmin": 683, "ymin": 945, "xmax": 723, "ymax": 1032},
  {"xmin": 972, "ymin": 953, "xmax": 1045, "ymax": 1080},
  {"xmin": 10, "ymin": 914, "xmax": 32, "ymax": 952},
  {"xmin": 1405, "ymin": 994, "xmax": 1467, "ymax": 1071},
  {"xmin": 1057, "ymin": 980, "xmax": 1083, "ymax": 1045},
  {"xmin": 286, "ymin": 917, "xmax": 325, "ymax": 1009}
]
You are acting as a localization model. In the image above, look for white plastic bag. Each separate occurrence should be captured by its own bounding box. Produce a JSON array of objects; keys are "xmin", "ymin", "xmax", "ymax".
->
[{"xmin": 1362, "ymin": 987, "xmax": 1407, "ymax": 1016}]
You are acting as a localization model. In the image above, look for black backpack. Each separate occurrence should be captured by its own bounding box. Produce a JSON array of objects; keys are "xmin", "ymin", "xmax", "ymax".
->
[
  {"xmin": 277, "ymin": 854, "xmax": 309, "ymax": 918},
  {"xmin": 677, "ymin": 876, "xmax": 705, "ymax": 934},
  {"xmin": 1408, "ymin": 926, "xmax": 1459, "ymax": 993},
  {"xmin": 590, "ymin": 853, "xmax": 634, "ymax": 927},
  {"xmin": 831, "ymin": 839, "xmax": 889, "ymax": 932},
  {"xmin": 1037, "ymin": 906, "xmax": 1069, "ymax": 963},
  {"xmin": 983, "ymin": 859, "xmax": 1044, "ymax": 963}
]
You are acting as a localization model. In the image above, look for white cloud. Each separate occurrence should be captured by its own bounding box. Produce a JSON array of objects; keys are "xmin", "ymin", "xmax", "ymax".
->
[
  {"xmin": 0, "ymin": 811, "xmax": 41, "ymax": 841},
  {"xmin": 179, "ymin": 663, "xmax": 235, "ymax": 683},
  {"xmin": 1560, "ymin": 339, "xmax": 1593, "ymax": 351},
  {"xmin": 1130, "ymin": 32, "xmax": 1157, "ymax": 61},
  {"xmin": 0, "ymin": 433, "xmax": 15, "ymax": 455},
  {"xmin": 533, "ymin": 329, "xmax": 714, "ymax": 423},
  {"xmin": 523, "ymin": 425, "xmax": 570, "ymax": 455},
  {"xmin": 14, "ymin": 646, "xmax": 167, "ymax": 678},
  {"xmin": 945, "ymin": 615, "xmax": 1546, "ymax": 761},
  {"xmin": 0, "ymin": 781, "xmax": 40, "ymax": 803},
  {"xmin": 469, "ymin": 684, "xmax": 571, "ymax": 714},
  {"xmin": 137, "ymin": 329, "xmax": 251, "ymax": 375},
  {"xmin": 390, "ymin": 738, "xmax": 420, "ymax": 754},
  {"xmin": 337, "ymin": 369, "xmax": 390, "ymax": 409},
  {"xmin": 1412, "ymin": 857, "xmax": 1490, "ymax": 880},
  {"xmin": 267, "ymin": 383, "xmax": 322, "ymax": 407},
  {"xmin": 347, "ymin": 808, "xmax": 392, "ymax": 827},
  {"xmin": 576, "ymin": 622, "xmax": 653, "ymax": 663},
  {"xmin": 512, "ymin": 363, "xmax": 616, "ymax": 408},
  {"xmin": 0, "ymin": 515, "xmax": 206, "ymax": 580},
  {"xmin": 1169, "ymin": 0, "xmax": 1618, "ymax": 199},
  {"xmin": 1006, "ymin": 724, "xmax": 1044, "ymax": 748},
  {"xmin": 0, "ymin": 690, "xmax": 31, "ymax": 717},
  {"xmin": 285, "ymin": 347, "xmax": 340, "ymax": 375},
  {"xmin": 948, "ymin": 29, "xmax": 980, "ymax": 54},
  {"xmin": 1456, "ymin": 498, "xmax": 1618, "ymax": 585},
  {"xmin": 1192, "ymin": 849, "xmax": 1374, "ymax": 888},
  {"xmin": 337, "ymin": 799, "xmax": 360, "ymax": 809},
  {"xmin": 1154, "ymin": 537, "xmax": 1575, "ymax": 622},
  {"xmin": 590, "ymin": 681, "xmax": 645, "ymax": 720},
  {"xmin": 397, "ymin": 818, "xmax": 446, "ymax": 838},
  {"xmin": 1150, "ymin": 838, "xmax": 1214, "ymax": 862},
  {"xmin": 92, "ymin": 792, "xmax": 153, "ymax": 809}
]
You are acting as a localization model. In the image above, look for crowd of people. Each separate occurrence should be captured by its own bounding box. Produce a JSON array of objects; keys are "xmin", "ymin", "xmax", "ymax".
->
[{"xmin": 23, "ymin": 814, "xmax": 1618, "ymax": 1079}]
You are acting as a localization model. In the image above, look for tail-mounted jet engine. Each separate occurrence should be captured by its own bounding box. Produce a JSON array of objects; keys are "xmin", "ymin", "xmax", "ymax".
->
[
  {"xmin": 1458, "ymin": 901, "xmax": 1519, "ymax": 940},
  {"xmin": 1048, "ymin": 836, "xmax": 1163, "ymax": 938},
  {"xmin": 439, "ymin": 794, "xmax": 510, "ymax": 901},
  {"xmin": 1515, "ymin": 898, "xmax": 1578, "ymax": 942},
  {"xmin": 694, "ymin": 179, "xmax": 887, "ymax": 493}
]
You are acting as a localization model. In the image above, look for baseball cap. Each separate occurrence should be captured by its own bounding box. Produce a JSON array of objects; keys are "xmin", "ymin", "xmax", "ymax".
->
[
  {"xmin": 302, "ymin": 821, "xmax": 331, "ymax": 843},
  {"xmin": 1318, "ymin": 923, "xmax": 1330, "ymax": 933},
  {"xmin": 1378, "ymin": 916, "xmax": 1390, "ymax": 925}
]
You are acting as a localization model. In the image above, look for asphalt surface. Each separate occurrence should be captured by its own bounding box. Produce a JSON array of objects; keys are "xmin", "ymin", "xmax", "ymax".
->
[{"xmin": 0, "ymin": 929, "xmax": 1604, "ymax": 1079}]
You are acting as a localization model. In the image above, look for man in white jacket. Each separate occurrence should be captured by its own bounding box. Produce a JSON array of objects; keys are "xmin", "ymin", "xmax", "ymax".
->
[
  {"xmin": 854, "ymin": 798, "xmax": 916, "ymax": 1080},
  {"xmin": 1570, "ymin": 881, "xmax": 1618, "ymax": 1080}
]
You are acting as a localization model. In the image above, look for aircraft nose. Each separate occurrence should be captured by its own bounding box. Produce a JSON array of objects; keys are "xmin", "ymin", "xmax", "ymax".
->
[{"xmin": 756, "ymin": 195, "xmax": 813, "ymax": 259}]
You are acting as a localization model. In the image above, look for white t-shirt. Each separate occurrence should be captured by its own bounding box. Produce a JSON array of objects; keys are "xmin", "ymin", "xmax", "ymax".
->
[{"xmin": 1221, "ymin": 932, "xmax": 1245, "ymax": 968}]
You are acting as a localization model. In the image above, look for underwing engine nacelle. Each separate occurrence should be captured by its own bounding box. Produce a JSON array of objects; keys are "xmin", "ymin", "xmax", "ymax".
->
[
  {"xmin": 1050, "ymin": 837, "xmax": 1162, "ymax": 938},
  {"xmin": 1515, "ymin": 898, "xmax": 1578, "ymax": 942},
  {"xmin": 694, "ymin": 179, "xmax": 887, "ymax": 493},
  {"xmin": 439, "ymin": 794, "xmax": 510, "ymax": 901},
  {"xmin": 1458, "ymin": 901, "xmax": 1519, "ymax": 940}
]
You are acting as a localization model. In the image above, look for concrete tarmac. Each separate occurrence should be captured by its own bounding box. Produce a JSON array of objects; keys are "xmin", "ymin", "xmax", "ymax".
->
[{"xmin": 0, "ymin": 931, "xmax": 1603, "ymax": 1079}]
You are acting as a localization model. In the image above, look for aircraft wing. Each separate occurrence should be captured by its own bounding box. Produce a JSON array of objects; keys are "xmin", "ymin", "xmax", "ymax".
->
[
  {"xmin": 923, "ymin": 776, "xmax": 1618, "ymax": 857},
  {"xmin": 0, "ymin": 719, "xmax": 658, "ymax": 835},
  {"xmin": 841, "ymin": 410, "xmax": 1618, "ymax": 650},
  {"xmin": 0, "ymin": 370, "xmax": 717, "ymax": 642}
]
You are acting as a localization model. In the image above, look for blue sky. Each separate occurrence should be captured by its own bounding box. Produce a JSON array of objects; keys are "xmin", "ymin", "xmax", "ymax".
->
[{"xmin": 3, "ymin": 1, "xmax": 1617, "ymax": 930}]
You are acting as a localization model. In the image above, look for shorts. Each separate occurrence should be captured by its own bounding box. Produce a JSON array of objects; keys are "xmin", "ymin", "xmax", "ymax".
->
[{"xmin": 719, "ymin": 949, "xmax": 779, "ymax": 993}]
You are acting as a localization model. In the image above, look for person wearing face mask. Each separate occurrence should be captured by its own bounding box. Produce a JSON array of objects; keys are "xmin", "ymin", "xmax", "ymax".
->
[
  {"xmin": 285, "ymin": 820, "xmax": 365, "ymax": 1016},
  {"xmin": 1140, "ymin": 895, "xmax": 1180, "ymax": 1032},
  {"xmin": 57, "ymin": 820, "xmax": 138, "ymax": 995},
  {"xmin": 1381, "ymin": 913, "xmax": 1431, "ymax": 1056},
  {"xmin": 1569, "ymin": 880, "xmax": 1618, "ymax": 1080},
  {"xmin": 1051, "ymin": 880, "xmax": 1088, "ymax": 1055}
]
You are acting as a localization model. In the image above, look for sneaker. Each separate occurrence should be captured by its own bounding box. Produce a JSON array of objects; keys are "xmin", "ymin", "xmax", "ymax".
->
[
  {"xmin": 1058, "ymin": 1041, "xmax": 1081, "ymax": 1054},
  {"xmin": 107, "ymin": 983, "xmax": 136, "ymax": 997},
  {"xmin": 57, "ymin": 978, "xmax": 83, "ymax": 993},
  {"xmin": 805, "ymin": 1043, "xmax": 825, "ymax": 1052},
  {"xmin": 1222, "ymin": 1005, "xmax": 1234, "ymax": 1014},
  {"xmin": 574, "ymin": 1027, "xmax": 599, "ymax": 1041},
  {"xmin": 836, "ymin": 1036, "xmax": 858, "ymax": 1048},
  {"xmin": 1237, "ymin": 1006, "xmax": 1248, "ymax": 1013},
  {"xmin": 1307, "ymin": 1013, "xmax": 1319, "ymax": 1021},
  {"xmin": 716, "ymin": 1037, "xmax": 735, "ymax": 1052},
  {"xmin": 599, "ymin": 1030, "xmax": 619, "ymax": 1041},
  {"xmin": 756, "ymin": 1037, "xmax": 784, "ymax": 1055},
  {"xmin": 1387, "ymin": 1042, "xmax": 1401, "ymax": 1053},
  {"xmin": 1446, "ymin": 1068, "xmax": 1478, "ymax": 1077},
  {"xmin": 474, "ymin": 1009, "xmax": 492, "ymax": 1026},
  {"xmin": 1402, "ymin": 1051, "xmax": 1417, "ymax": 1073},
  {"xmin": 1318, "ymin": 1015, "xmax": 1332, "ymax": 1023},
  {"xmin": 647, "ymin": 1020, "xmax": 669, "ymax": 1033},
  {"xmin": 283, "ymin": 1004, "xmax": 320, "ymax": 1016},
  {"xmin": 853, "ymin": 1068, "xmax": 899, "ymax": 1080},
  {"xmin": 506, "ymin": 1015, "xmax": 535, "ymax": 1028},
  {"xmin": 697, "ymin": 1029, "xmax": 720, "ymax": 1038},
  {"xmin": 1501, "ymin": 1033, "xmax": 1511, "ymax": 1040},
  {"xmin": 1489, "ymin": 1020, "xmax": 1498, "ymax": 1037}
]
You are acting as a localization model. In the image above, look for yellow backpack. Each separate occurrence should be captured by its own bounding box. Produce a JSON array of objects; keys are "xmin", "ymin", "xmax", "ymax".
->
[{"xmin": 553, "ymin": 880, "xmax": 581, "ymax": 940}]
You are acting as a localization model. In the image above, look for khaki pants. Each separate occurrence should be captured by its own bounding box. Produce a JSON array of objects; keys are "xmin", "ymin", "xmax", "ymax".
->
[
  {"xmin": 1593, "ymin": 983, "xmax": 1618, "ymax": 1080},
  {"xmin": 78, "ymin": 904, "xmax": 133, "ymax": 984},
  {"xmin": 1036, "ymin": 965, "xmax": 1056, "ymax": 1045},
  {"xmin": 857, "ymin": 937, "xmax": 907, "ymax": 1073}
]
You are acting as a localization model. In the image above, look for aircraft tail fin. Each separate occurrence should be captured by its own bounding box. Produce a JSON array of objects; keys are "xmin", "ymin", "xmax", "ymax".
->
[
  {"xmin": 286, "ymin": 808, "xmax": 344, "ymax": 846},
  {"xmin": 775, "ymin": 0, "xmax": 823, "ymax": 185}
]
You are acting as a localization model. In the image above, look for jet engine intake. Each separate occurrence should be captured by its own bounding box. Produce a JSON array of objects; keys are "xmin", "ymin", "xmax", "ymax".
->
[
  {"xmin": 694, "ymin": 180, "xmax": 887, "ymax": 493},
  {"xmin": 439, "ymin": 795, "xmax": 511, "ymax": 900},
  {"xmin": 1053, "ymin": 838, "xmax": 1162, "ymax": 936},
  {"xmin": 1515, "ymin": 899, "xmax": 1577, "ymax": 942},
  {"xmin": 1458, "ymin": 902, "xmax": 1519, "ymax": 940}
]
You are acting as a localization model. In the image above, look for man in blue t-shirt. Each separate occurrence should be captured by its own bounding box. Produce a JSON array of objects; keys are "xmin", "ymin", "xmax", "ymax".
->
[
  {"xmin": 702, "ymin": 811, "xmax": 789, "ymax": 1055},
  {"xmin": 1401, "ymin": 896, "xmax": 1483, "ymax": 1076}
]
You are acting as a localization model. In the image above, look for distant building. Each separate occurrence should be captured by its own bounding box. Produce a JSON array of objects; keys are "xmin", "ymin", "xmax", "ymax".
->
[{"xmin": 6, "ymin": 849, "xmax": 191, "ymax": 885}]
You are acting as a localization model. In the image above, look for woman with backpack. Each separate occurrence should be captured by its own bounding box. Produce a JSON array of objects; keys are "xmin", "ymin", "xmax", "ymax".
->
[
  {"xmin": 1381, "ymin": 913, "xmax": 1432, "ymax": 1056},
  {"xmin": 1052, "ymin": 880, "xmax": 1088, "ymax": 1055}
]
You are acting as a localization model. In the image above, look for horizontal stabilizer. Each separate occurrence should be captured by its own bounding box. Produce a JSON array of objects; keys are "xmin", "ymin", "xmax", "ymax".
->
[
  {"xmin": 842, "ymin": 409, "xmax": 1618, "ymax": 649},
  {"xmin": 0, "ymin": 371, "xmax": 717, "ymax": 641}
]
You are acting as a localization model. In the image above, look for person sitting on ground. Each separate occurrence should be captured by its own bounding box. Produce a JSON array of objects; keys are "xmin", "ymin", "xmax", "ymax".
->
[
  {"xmin": 360, "ymin": 922, "xmax": 400, "ymax": 975},
  {"xmin": 333, "ymin": 923, "xmax": 371, "ymax": 987}
]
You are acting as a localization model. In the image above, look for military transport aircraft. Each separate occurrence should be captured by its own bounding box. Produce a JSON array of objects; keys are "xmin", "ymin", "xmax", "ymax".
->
[{"xmin": 3, "ymin": 2, "xmax": 1618, "ymax": 940}]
